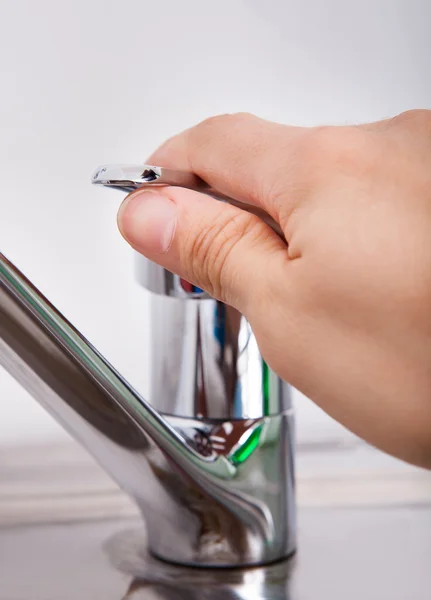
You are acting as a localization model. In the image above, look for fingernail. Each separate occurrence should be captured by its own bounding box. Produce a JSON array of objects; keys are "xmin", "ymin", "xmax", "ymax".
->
[{"xmin": 117, "ymin": 191, "xmax": 177, "ymax": 254}]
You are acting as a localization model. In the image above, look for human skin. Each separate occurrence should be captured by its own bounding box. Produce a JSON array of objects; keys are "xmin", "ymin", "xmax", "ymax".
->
[{"xmin": 117, "ymin": 110, "xmax": 431, "ymax": 468}]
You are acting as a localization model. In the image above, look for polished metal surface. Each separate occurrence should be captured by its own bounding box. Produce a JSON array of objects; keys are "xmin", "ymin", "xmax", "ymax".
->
[
  {"xmin": 92, "ymin": 163, "xmax": 211, "ymax": 193},
  {"xmin": 135, "ymin": 251, "xmax": 210, "ymax": 298},
  {"xmin": 147, "ymin": 294, "xmax": 292, "ymax": 419},
  {"xmin": 106, "ymin": 527, "xmax": 295, "ymax": 599},
  {"xmin": 0, "ymin": 252, "xmax": 296, "ymax": 567}
]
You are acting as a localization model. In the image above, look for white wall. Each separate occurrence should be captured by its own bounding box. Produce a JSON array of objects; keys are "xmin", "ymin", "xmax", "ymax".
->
[{"xmin": 0, "ymin": 0, "xmax": 430, "ymax": 446}]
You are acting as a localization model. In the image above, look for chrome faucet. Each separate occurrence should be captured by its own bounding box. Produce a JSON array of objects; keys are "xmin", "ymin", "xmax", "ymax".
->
[{"xmin": 0, "ymin": 164, "xmax": 296, "ymax": 569}]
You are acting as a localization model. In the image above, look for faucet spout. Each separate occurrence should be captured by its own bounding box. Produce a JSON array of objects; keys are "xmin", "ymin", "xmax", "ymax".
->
[
  {"xmin": 0, "ymin": 252, "xmax": 200, "ymax": 465},
  {"xmin": 0, "ymin": 252, "xmax": 296, "ymax": 568}
]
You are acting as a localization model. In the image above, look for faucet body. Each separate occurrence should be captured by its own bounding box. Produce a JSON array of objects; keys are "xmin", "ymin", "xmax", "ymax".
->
[
  {"xmin": 137, "ymin": 253, "xmax": 296, "ymax": 565},
  {"xmin": 0, "ymin": 247, "xmax": 296, "ymax": 567}
]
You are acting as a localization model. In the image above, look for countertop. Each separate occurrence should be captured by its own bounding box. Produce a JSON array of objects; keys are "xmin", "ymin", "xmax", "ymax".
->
[{"xmin": 1, "ymin": 441, "xmax": 430, "ymax": 599}]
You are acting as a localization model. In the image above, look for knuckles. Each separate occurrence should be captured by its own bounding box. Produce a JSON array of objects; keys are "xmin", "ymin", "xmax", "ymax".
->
[
  {"xmin": 188, "ymin": 113, "xmax": 261, "ymax": 154},
  {"xmin": 194, "ymin": 112, "xmax": 257, "ymax": 135},
  {"xmin": 388, "ymin": 109, "xmax": 431, "ymax": 132},
  {"xmin": 296, "ymin": 125, "xmax": 378, "ymax": 178}
]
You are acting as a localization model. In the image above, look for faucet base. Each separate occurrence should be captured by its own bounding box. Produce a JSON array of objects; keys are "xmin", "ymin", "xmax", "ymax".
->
[
  {"xmin": 105, "ymin": 526, "xmax": 296, "ymax": 598},
  {"xmin": 138, "ymin": 411, "xmax": 296, "ymax": 568}
]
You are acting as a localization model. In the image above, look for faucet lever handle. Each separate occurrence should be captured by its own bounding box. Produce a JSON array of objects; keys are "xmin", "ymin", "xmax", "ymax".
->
[{"xmin": 91, "ymin": 163, "xmax": 283, "ymax": 238}]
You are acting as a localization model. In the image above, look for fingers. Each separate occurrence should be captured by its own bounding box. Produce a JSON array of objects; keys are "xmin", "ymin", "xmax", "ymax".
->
[
  {"xmin": 147, "ymin": 113, "xmax": 305, "ymax": 220},
  {"xmin": 117, "ymin": 186, "xmax": 288, "ymax": 313},
  {"xmin": 147, "ymin": 111, "xmax": 431, "ymax": 216}
]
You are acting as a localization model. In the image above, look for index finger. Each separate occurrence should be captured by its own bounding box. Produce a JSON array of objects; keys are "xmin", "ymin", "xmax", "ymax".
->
[{"xmin": 147, "ymin": 113, "xmax": 305, "ymax": 220}]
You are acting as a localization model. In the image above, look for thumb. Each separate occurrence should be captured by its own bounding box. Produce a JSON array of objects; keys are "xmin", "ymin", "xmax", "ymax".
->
[{"xmin": 117, "ymin": 186, "xmax": 287, "ymax": 312}]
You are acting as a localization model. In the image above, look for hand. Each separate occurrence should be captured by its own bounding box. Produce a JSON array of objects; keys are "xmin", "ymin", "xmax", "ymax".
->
[{"xmin": 117, "ymin": 110, "xmax": 431, "ymax": 468}]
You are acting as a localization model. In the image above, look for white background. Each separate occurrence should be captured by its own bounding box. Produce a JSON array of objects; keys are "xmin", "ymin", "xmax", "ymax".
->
[{"xmin": 0, "ymin": 0, "xmax": 429, "ymax": 447}]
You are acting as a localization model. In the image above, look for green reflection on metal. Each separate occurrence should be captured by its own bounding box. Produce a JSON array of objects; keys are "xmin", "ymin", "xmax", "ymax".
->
[
  {"xmin": 262, "ymin": 360, "xmax": 270, "ymax": 416},
  {"xmin": 230, "ymin": 425, "xmax": 262, "ymax": 465}
]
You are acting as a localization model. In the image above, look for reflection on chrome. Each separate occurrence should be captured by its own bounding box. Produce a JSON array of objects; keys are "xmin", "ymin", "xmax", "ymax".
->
[
  {"xmin": 108, "ymin": 527, "xmax": 295, "ymax": 599},
  {"xmin": 0, "ymin": 168, "xmax": 295, "ymax": 569}
]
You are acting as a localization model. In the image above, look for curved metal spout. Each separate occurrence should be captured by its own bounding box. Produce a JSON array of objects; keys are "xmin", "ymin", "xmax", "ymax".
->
[
  {"xmin": 0, "ymin": 252, "xmax": 296, "ymax": 568},
  {"xmin": 0, "ymin": 252, "xmax": 203, "ymax": 463}
]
